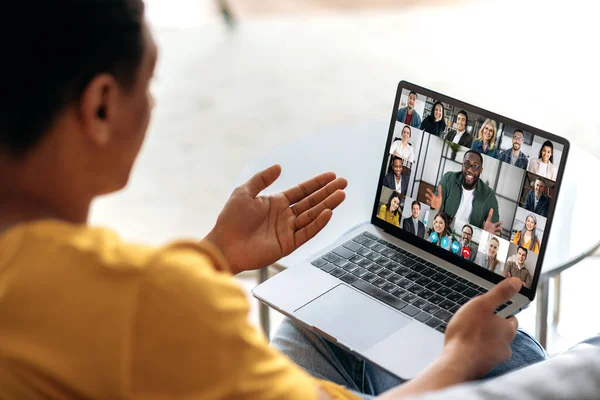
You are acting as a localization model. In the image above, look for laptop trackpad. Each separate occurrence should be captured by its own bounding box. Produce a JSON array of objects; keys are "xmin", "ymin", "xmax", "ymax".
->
[{"xmin": 294, "ymin": 284, "xmax": 411, "ymax": 351}]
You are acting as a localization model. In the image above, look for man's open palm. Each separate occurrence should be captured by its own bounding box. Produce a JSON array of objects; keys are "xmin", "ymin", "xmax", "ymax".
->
[{"xmin": 205, "ymin": 165, "xmax": 347, "ymax": 274}]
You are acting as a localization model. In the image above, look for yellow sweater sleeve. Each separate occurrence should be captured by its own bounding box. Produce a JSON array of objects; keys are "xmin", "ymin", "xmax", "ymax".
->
[
  {"xmin": 127, "ymin": 241, "xmax": 360, "ymax": 400},
  {"xmin": 378, "ymin": 205, "xmax": 387, "ymax": 220}
]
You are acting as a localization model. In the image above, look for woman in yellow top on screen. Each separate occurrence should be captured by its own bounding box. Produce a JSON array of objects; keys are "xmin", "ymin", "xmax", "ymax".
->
[
  {"xmin": 378, "ymin": 191, "xmax": 401, "ymax": 227},
  {"xmin": 512, "ymin": 214, "xmax": 541, "ymax": 253},
  {"xmin": 528, "ymin": 140, "xmax": 558, "ymax": 181},
  {"xmin": 471, "ymin": 119, "xmax": 499, "ymax": 158}
]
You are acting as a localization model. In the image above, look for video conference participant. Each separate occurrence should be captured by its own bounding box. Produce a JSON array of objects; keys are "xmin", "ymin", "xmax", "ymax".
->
[
  {"xmin": 419, "ymin": 100, "xmax": 447, "ymax": 137},
  {"xmin": 512, "ymin": 214, "xmax": 541, "ymax": 253},
  {"xmin": 523, "ymin": 178, "xmax": 549, "ymax": 217},
  {"xmin": 426, "ymin": 150, "xmax": 502, "ymax": 235},
  {"xmin": 475, "ymin": 236, "xmax": 503, "ymax": 274},
  {"xmin": 396, "ymin": 91, "xmax": 422, "ymax": 128},
  {"xmin": 389, "ymin": 125, "xmax": 415, "ymax": 164},
  {"xmin": 503, "ymin": 246, "xmax": 533, "ymax": 287},
  {"xmin": 427, "ymin": 211, "xmax": 452, "ymax": 250},
  {"xmin": 403, "ymin": 200, "xmax": 426, "ymax": 238},
  {"xmin": 496, "ymin": 129, "xmax": 529, "ymax": 169},
  {"xmin": 471, "ymin": 119, "xmax": 499, "ymax": 158},
  {"xmin": 444, "ymin": 110, "xmax": 473, "ymax": 147},
  {"xmin": 378, "ymin": 191, "xmax": 402, "ymax": 227},
  {"xmin": 460, "ymin": 224, "xmax": 478, "ymax": 262},
  {"xmin": 382, "ymin": 156, "xmax": 409, "ymax": 195},
  {"xmin": 528, "ymin": 140, "xmax": 558, "ymax": 181}
]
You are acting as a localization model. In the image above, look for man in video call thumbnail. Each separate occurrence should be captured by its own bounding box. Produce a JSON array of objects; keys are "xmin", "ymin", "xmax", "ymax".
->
[
  {"xmin": 403, "ymin": 200, "xmax": 426, "ymax": 239},
  {"xmin": 459, "ymin": 224, "xmax": 478, "ymax": 261},
  {"xmin": 523, "ymin": 177, "xmax": 549, "ymax": 217},
  {"xmin": 503, "ymin": 246, "xmax": 532, "ymax": 288},
  {"xmin": 426, "ymin": 150, "xmax": 502, "ymax": 234},
  {"xmin": 396, "ymin": 91, "xmax": 422, "ymax": 128}
]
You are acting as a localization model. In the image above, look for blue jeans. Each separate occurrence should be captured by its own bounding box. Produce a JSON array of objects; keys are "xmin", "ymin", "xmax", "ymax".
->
[{"xmin": 272, "ymin": 318, "xmax": 548, "ymax": 399}]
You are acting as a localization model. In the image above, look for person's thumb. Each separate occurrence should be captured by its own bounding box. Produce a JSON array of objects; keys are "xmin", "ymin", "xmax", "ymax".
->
[
  {"xmin": 243, "ymin": 164, "xmax": 282, "ymax": 197},
  {"xmin": 487, "ymin": 208, "xmax": 494, "ymax": 221},
  {"xmin": 480, "ymin": 278, "xmax": 522, "ymax": 310}
]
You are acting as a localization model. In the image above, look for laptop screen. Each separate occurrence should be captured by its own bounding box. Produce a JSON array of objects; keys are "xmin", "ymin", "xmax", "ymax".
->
[{"xmin": 372, "ymin": 82, "xmax": 568, "ymax": 298}]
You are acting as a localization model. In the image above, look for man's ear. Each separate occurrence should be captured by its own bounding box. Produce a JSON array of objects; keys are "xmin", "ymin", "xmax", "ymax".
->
[{"xmin": 79, "ymin": 73, "xmax": 119, "ymax": 146}]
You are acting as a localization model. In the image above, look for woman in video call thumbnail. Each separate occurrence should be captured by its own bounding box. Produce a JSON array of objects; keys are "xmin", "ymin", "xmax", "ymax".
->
[
  {"xmin": 471, "ymin": 119, "xmax": 499, "ymax": 158},
  {"xmin": 382, "ymin": 156, "xmax": 409, "ymax": 195},
  {"xmin": 512, "ymin": 213, "xmax": 541, "ymax": 253},
  {"xmin": 419, "ymin": 100, "xmax": 447, "ymax": 137},
  {"xmin": 428, "ymin": 211, "xmax": 452, "ymax": 250},
  {"xmin": 528, "ymin": 140, "xmax": 558, "ymax": 181},
  {"xmin": 389, "ymin": 125, "xmax": 415, "ymax": 164},
  {"xmin": 378, "ymin": 191, "xmax": 401, "ymax": 227},
  {"xmin": 475, "ymin": 236, "xmax": 503, "ymax": 274}
]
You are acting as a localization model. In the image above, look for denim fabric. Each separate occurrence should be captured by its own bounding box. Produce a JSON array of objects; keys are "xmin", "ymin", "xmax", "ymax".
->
[{"xmin": 272, "ymin": 318, "xmax": 548, "ymax": 399}]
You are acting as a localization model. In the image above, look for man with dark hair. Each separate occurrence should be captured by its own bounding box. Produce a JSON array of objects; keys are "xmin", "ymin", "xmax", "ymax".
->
[
  {"xmin": 460, "ymin": 224, "xmax": 478, "ymax": 261},
  {"xmin": 445, "ymin": 110, "xmax": 473, "ymax": 147},
  {"xmin": 403, "ymin": 200, "xmax": 426, "ymax": 238},
  {"xmin": 497, "ymin": 129, "xmax": 529, "ymax": 169},
  {"xmin": 426, "ymin": 150, "xmax": 502, "ymax": 234},
  {"xmin": 523, "ymin": 178, "xmax": 550, "ymax": 217},
  {"xmin": 503, "ymin": 246, "xmax": 533, "ymax": 287},
  {"xmin": 396, "ymin": 91, "xmax": 422, "ymax": 128}
]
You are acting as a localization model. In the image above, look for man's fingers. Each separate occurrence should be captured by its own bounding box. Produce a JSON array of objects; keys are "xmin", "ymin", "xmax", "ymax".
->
[
  {"xmin": 282, "ymin": 172, "xmax": 338, "ymax": 205},
  {"xmin": 294, "ymin": 190, "xmax": 346, "ymax": 230},
  {"xmin": 480, "ymin": 278, "xmax": 522, "ymax": 310},
  {"xmin": 294, "ymin": 209, "xmax": 333, "ymax": 248},
  {"xmin": 487, "ymin": 208, "xmax": 494, "ymax": 221},
  {"xmin": 290, "ymin": 177, "xmax": 348, "ymax": 216},
  {"xmin": 244, "ymin": 165, "xmax": 282, "ymax": 198}
]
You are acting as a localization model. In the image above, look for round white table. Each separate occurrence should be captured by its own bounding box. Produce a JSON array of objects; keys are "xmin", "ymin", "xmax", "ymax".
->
[{"xmin": 238, "ymin": 121, "xmax": 600, "ymax": 347}]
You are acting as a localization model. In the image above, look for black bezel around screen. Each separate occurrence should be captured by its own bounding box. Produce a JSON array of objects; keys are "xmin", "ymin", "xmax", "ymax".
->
[{"xmin": 371, "ymin": 81, "xmax": 570, "ymax": 301}]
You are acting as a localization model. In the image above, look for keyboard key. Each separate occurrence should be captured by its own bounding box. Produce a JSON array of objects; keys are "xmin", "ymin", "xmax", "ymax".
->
[
  {"xmin": 412, "ymin": 263, "xmax": 426, "ymax": 273},
  {"xmin": 341, "ymin": 263, "xmax": 359, "ymax": 273},
  {"xmin": 429, "ymin": 295, "xmax": 445, "ymax": 305},
  {"xmin": 381, "ymin": 283, "xmax": 397, "ymax": 293},
  {"xmin": 363, "ymin": 239, "xmax": 378, "ymax": 248},
  {"xmin": 321, "ymin": 263, "xmax": 336, "ymax": 273},
  {"xmin": 388, "ymin": 273, "xmax": 403, "ymax": 285},
  {"xmin": 333, "ymin": 246, "xmax": 355, "ymax": 259},
  {"xmin": 446, "ymin": 292, "xmax": 462, "ymax": 303},
  {"xmin": 507, "ymin": 300, "xmax": 513, "ymax": 305},
  {"xmin": 352, "ymin": 267, "xmax": 368, "ymax": 277},
  {"xmin": 357, "ymin": 258, "xmax": 372, "ymax": 268},
  {"xmin": 311, "ymin": 258, "xmax": 327, "ymax": 268},
  {"xmin": 406, "ymin": 272, "xmax": 421, "ymax": 281},
  {"xmin": 419, "ymin": 289, "xmax": 434, "ymax": 300},
  {"xmin": 323, "ymin": 252, "xmax": 340, "ymax": 263},
  {"xmin": 463, "ymin": 288, "xmax": 479, "ymax": 298},
  {"xmin": 449, "ymin": 304, "xmax": 460, "ymax": 313},
  {"xmin": 396, "ymin": 267, "xmax": 410, "ymax": 276},
  {"xmin": 415, "ymin": 276, "xmax": 432, "ymax": 287},
  {"xmin": 357, "ymin": 247, "xmax": 372, "ymax": 257},
  {"xmin": 388, "ymin": 262, "xmax": 402, "ymax": 272},
  {"xmin": 330, "ymin": 268, "xmax": 345, "ymax": 278},
  {"xmin": 363, "ymin": 232, "xmax": 378, "ymax": 240},
  {"xmin": 340, "ymin": 273, "xmax": 358, "ymax": 284},
  {"xmin": 441, "ymin": 277, "xmax": 457, "ymax": 287},
  {"xmin": 402, "ymin": 293, "xmax": 418, "ymax": 304},
  {"xmin": 365, "ymin": 252, "xmax": 381, "ymax": 262},
  {"xmin": 349, "ymin": 254, "xmax": 364, "ymax": 264},
  {"xmin": 436, "ymin": 287, "xmax": 453, "ymax": 297},
  {"xmin": 453, "ymin": 283, "xmax": 469, "ymax": 293},
  {"xmin": 420, "ymin": 267, "xmax": 435, "ymax": 277},
  {"xmin": 366, "ymin": 264, "xmax": 383, "ymax": 274},
  {"xmin": 431, "ymin": 273, "xmax": 446, "ymax": 282},
  {"xmin": 426, "ymin": 282, "xmax": 442, "ymax": 292},
  {"xmin": 434, "ymin": 309, "xmax": 451, "ymax": 322},
  {"xmin": 343, "ymin": 241, "xmax": 362, "ymax": 252},
  {"xmin": 353, "ymin": 236, "xmax": 368, "ymax": 245},
  {"xmin": 415, "ymin": 312, "xmax": 432, "ymax": 323},
  {"xmin": 467, "ymin": 281, "xmax": 478, "ymax": 288},
  {"xmin": 375, "ymin": 257, "xmax": 391, "ymax": 267},
  {"xmin": 400, "ymin": 304, "xmax": 421, "ymax": 317},
  {"xmin": 439, "ymin": 300, "xmax": 455, "ymax": 311},
  {"xmin": 455, "ymin": 295, "xmax": 469, "ymax": 305},
  {"xmin": 496, "ymin": 304, "xmax": 508, "ymax": 312},
  {"xmin": 373, "ymin": 244, "xmax": 387, "ymax": 253},
  {"xmin": 391, "ymin": 288, "xmax": 407, "ymax": 298},
  {"xmin": 351, "ymin": 279, "xmax": 408, "ymax": 311},
  {"xmin": 423, "ymin": 303, "xmax": 440, "ymax": 314},
  {"xmin": 334, "ymin": 258, "xmax": 350, "ymax": 268},
  {"xmin": 397, "ymin": 279, "xmax": 413, "ymax": 289},
  {"xmin": 457, "ymin": 277, "xmax": 469, "ymax": 284},
  {"xmin": 425, "ymin": 317, "xmax": 442, "ymax": 329},
  {"xmin": 408, "ymin": 284, "xmax": 424, "ymax": 295},
  {"xmin": 364, "ymin": 273, "xmax": 378, "ymax": 283},
  {"xmin": 378, "ymin": 269, "xmax": 393, "ymax": 279},
  {"xmin": 373, "ymin": 278, "xmax": 387, "ymax": 288},
  {"xmin": 436, "ymin": 323, "xmax": 447, "ymax": 333},
  {"xmin": 381, "ymin": 249, "xmax": 396, "ymax": 258},
  {"xmin": 413, "ymin": 299, "xmax": 428, "ymax": 309}
]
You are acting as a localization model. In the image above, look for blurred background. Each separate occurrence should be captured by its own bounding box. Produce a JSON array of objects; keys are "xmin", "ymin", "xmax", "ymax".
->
[{"xmin": 90, "ymin": 0, "xmax": 600, "ymax": 353}]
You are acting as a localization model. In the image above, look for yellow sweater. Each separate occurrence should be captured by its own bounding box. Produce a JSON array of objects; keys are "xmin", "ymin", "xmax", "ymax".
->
[
  {"xmin": 378, "ymin": 205, "xmax": 400, "ymax": 227},
  {"xmin": 0, "ymin": 220, "xmax": 360, "ymax": 399}
]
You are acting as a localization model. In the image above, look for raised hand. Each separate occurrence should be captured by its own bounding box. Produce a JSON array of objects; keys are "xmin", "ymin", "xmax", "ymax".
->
[
  {"xmin": 443, "ymin": 278, "xmax": 522, "ymax": 380},
  {"xmin": 203, "ymin": 165, "xmax": 347, "ymax": 274},
  {"xmin": 425, "ymin": 185, "xmax": 443, "ymax": 210},
  {"xmin": 483, "ymin": 208, "xmax": 503, "ymax": 235}
]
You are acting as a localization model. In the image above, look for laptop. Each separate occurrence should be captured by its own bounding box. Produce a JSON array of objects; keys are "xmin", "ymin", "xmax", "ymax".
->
[{"xmin": 252, "ymin": 81, "xmax": 569, "ymax": 379}]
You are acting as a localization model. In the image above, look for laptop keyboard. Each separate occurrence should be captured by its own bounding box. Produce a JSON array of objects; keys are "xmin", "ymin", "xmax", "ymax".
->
[{"xmin": 310, "ymin": 231, "xmax": 512, "ymax": 334}]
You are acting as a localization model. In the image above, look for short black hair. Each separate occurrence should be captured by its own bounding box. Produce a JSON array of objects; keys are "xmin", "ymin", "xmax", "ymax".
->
[
  {"xmin": 464, "ymin": 150, "xmax": 484, "ymax": 166},
  {"xmin": 411, "ymin": 200, "xmax": 420, "ymax": 209},
  {"xmin": 462, "ymin": 225, "xmax": 473, "ymax": 235},
  {"xmin": 535, "ymin": 177, "xmax": 546, "ymax": 186},
  {"xmin": 1, "ymin": 1, "xmax": 146, "ymax": 157},
  {"xmin": 517, "ymin": 246, "xmax": 528, "ymax": 256},
  {"xmin": 456, "ymin": 110, "xmax": 469, "ymax": 125},
  {"xmin": 539, "ymin": 140, "xmax": 555, "ymax": 164},
  {"xmin": 513, "ymin": 129, "xmax": 524, "ymax": 136},
  {"xmin": 408, "ymin": 91, "xmax": 418, "ymax": 98}
]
